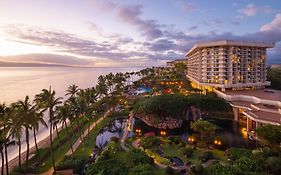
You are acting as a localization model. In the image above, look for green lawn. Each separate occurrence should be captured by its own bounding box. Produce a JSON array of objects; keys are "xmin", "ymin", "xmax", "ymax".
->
[
  {"xmin": 11, "ymin": 113, "xmax": 105, "ymax": 174},
  {"xmin": 162, "ymin": 140, "xmax": 227, "ymax": 165},
  {"xmin": 73, "ymin": 111, "xmax": 128, "ymax": 158}
]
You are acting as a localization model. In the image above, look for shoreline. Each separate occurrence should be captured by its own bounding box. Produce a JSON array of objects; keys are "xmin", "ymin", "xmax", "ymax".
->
[{"xmin": 4, "ymin": 127, "xmax": 62, "ymax": 172}]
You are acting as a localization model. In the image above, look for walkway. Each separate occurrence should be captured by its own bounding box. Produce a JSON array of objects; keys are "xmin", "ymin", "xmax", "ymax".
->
[
  {"xmin": 66, "ymin": 110, "xmax": 111, "ymax": 155},
  {"xmin": 39, "ymin": 110, "xmax": 111, "ymax": 175},
  {"xmin": 120, "ymin": 111, "xmax": 134, "ymax": 150}
]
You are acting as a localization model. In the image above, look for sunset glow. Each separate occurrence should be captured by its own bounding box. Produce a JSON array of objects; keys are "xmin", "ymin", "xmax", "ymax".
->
[{"xmin": 0, "ymin": 0, "xmax": 280, "ymax": 67}]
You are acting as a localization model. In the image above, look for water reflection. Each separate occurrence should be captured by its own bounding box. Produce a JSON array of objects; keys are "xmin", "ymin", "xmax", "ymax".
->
[
  {"xmin": 95, "ymin": 118, "xmax": 127, "ymax": 149},
  {"xmin": 96, "ymin": 117, "xmax": 258, "ymax": 150}
]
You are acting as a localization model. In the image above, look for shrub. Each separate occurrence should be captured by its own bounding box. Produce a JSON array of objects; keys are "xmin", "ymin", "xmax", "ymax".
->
[
  {"xmin": 199, "ymin": 151, "xmax": 213, "ymax": 162},
  {"xmin": 180, "ymin": 146, "xmax": 194, "ymax": 158},
  {"xmin": 234, "ymin": 157, "xmax": 257, "ymax": 173},
  {"xmin": 140, "ymin": 136, "xmax": 161, "ymax": 149},
  {"xmin": 128, "ymin": 149, "xmax": 151, "ymax": 165},
  {"xmin": 110, "ymin": 136, "xmax": 119, "ymax": 142},
  {"xmin": 265, "ymin": 157, "xmax": 281, "ymax": 175},
  {"xmin": 206, "ymin": 164, "xmax": 239, "ymax": 175},
  {"xmin": 228, "ymin": 148, "xmax": 251, "ymax": 161},
  {"xmin": 128, "ymin": 164, "xmax": 153, "ymax": 175},
  {"xmin": 57, "ymin": 155, "xmax": 87, "ymax": 174},
  {"xmin": 191, "ymin": 164, "xmax": 204, "ymax": 174},
  {"xmin": 145, "ymin": 149, "xmax": 170, "ymax": 165},
  {"xmin": 165, "ymin": 166, "xmax": 175, "ymax": 174},
  {"xmin": 178, "ymin": 142, "xmax": 186, "ymax": 148},
  {"xmin": 168, "ymin": 136, "xmax": 181, "ymax": 144}
]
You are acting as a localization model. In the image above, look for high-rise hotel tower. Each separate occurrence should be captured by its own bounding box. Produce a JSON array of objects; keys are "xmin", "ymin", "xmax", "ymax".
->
[{"xmin": 186, "ymin": 40, "xmax": 274, "ymax": 92}]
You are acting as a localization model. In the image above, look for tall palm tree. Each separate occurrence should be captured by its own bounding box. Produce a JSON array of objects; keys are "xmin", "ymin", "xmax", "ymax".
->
[
  {"xmin": 34, "ymin": 87, "xmax": 62, "ymax": 174},
  {"xmin": 113, "ymin": 72, "xmax": 126, "ymax": 95},
  {"xmin": 96, "ymin": 75, "xmax": 108, "ymax": 98},
  {"xmin": 105, "ymin": 73, "xmax": 114, "ymax": 94},
  {"xmin": 32, "ymin": 110, "xmax": 47, "ymax": 162},
  {"xmin": 0, "ymin": 103, "xmax": 13, "ymax": 175},
  {"xmin": 66, "ymin": 84, "xmax": 79, "ymax": 99},
  {"xmin": 12, "ymin": 96, "xmax": 38, "ymax": 168},
  {"xmin": 55, "ymin": 104, "xmax": 74, "ymax": 153},
  {"xmin": 9, "ymin": 109, "xmax": 24, "ymax": 173}
]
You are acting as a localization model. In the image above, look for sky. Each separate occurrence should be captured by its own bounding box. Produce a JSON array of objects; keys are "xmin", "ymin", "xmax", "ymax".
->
[{"xmin": 0, "ymin": 0, "xmax": 281, "ymax": 67}]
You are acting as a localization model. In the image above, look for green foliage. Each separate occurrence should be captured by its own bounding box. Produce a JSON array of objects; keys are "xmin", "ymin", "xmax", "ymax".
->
[
  {"xmin": 265, "ymin": 156, "xmax": 281, "ymax": 175},
  {"xmin": 168, "ymin": 136, "xmax": 181, "ymax": 144},
  {"xmin": 267, "ymin": 68, "xmax": 281, "ymax": 90},
  {"xmin": 206, "ymin": 164, "xmax": 240, "ymax": 175},
  {"xmin": 191, "ymin": 163, "xmax": 204, "ymax": 174},
  {"xmin": 134, "ymin": 94, "xmax": 230, "ymax": 120},
  {"xmin": 165, "ymin": 166, "xmax": 175, "ymax": 174},
  {"xmin": 140, "ymin": 136, "xmax": 161, "ymax": 149},
  {"xmin": 180, "ymin": 146, "xmax": 194, "ymax": 158},
  {"xmin": 191, "ymin": 120, "xmax": 217, "ymax": 141},
  {"xmin": 134, "ymin": 94, "xmax": 188, "ymax": 119},
  {"xmin": 255, "ymin": 125, "xmax": 281, "ymax": 146},
  {"xmin": 57, "ymin": 155, "xmax": 87, "ymax": 174},
  {"xmin": 234, "ymin": 157, "xmax": 257, "ymax": 173},
  {"xmin": 199, "ymin": 151, "xmax": 213, "ymax": 162},
  {"xmin": 87, "ymin": 158, "xmax": 128, "ymax": 175},
  {"xmin": 145, "ymin": 149, "xmax": 171, "ymax": 165},
  {"xmin": 188, "ymin": 93, "xmax": 230, "ymax": 111},
  {"xmin": 128, "ymin": 164, "xmax": 153, "ymax": 175},
  {"xmin": 227, "ymin": 148, "xmax": 251, "ymax": 161},
  {"xmin": 128, "ymin": 149, "xmax": 151, "ymax": 165}
]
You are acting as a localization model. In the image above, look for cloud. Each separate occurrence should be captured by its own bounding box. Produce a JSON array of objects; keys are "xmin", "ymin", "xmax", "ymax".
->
[
  {"xmin": 94, "ymin": 0, "xmax": 163, "ymax": 39},
  {"xmin": 117, "ymin": 5, "xmax": 163, "ymax": 39},
  {"xmin": 0, "ymin": 53, "xmax": 95, "ymax": 66},
  {"xmin": 174, "ymin": 0, "xmax": 196, "ymax": 13},
  {"xmin": 260, "ymin": 13, "xmax": 281, "ymax": 32},
  {"xmin": 188, "ymin": 25, "xmax": 198, "ymax": 31},
  {"xmin": 238, "ymin": 4, "xmax": 279, "ymax": 16},
  {"xmin": 149, "ymin": 39, "xmax": 177, "ymax": 52}
]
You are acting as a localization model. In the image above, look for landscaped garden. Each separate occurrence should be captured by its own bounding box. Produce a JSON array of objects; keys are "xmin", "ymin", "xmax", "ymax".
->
[{"xmin": 3, "ymin": 65, "xmax": 280, "ymax": 175}]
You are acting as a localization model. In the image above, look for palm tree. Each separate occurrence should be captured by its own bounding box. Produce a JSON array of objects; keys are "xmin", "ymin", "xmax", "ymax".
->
[
  {"xmin": 113, "ymin": 73, "xmax": 126, "ymax": 95},
  {"xmin": 34, "ymin": 87, "xmax": 62, "ymax": 174},
  {"xmin": 0, "ymin": 103, "xmax": 13, "ymax": 175},
  {"xmin": 55, "ymin": 104, "xmax": 74, "ymax": 153},
  {"xmin": 66, "ymin": 84, "xmax": 79, "ymax": 99},
  {"xmin": 9, "ymin": 108, "xmax": 24, "ymax": 172},
  {"xmin": 12, "ymin": 96, "xmax": 38, "ymax": 168},
  {"xmin": 0, "ymin": 141, "xmax": 4, "ymax": 175},
  {"xmin": 96, "ymin": 75, "xmax": 108, "ymax": 98},
  {"xmin": 32, "ymin": 110, "xmax": 47, "ymax": 162},
  {"xmin": 105, "ymin": 73, "xmax": 114, "ymax": 94}
]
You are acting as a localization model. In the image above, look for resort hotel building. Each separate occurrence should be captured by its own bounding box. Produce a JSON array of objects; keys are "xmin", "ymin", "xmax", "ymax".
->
[{"xmin": 185, "ymin": 40, "xmax": 281, "ymax": 132}]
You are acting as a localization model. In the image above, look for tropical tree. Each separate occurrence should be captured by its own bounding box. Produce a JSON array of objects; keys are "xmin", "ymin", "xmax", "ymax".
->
[
  {"xmin": 96, "ymin": 75, "xmax": 108, "ymax": 98},
  {"xmin": 191, "ymin": 120, "xmax": 217, "ymax": 142},
  {"xmin": 9, "ymin": 108, "xmax": 24, "ymax": 172},
  {"xmin": 0, "ymin": 103, "xmax": 12, "ymax": 175},
  {"xmin": 255, "ymin": 125, "xmax": 281, "ymax": 146},
  {"xmin": 34, "ymin": 87, "xmax": 62, "ymax": 173},
  {"xmin": 66, "ymin": 84, "xmax": 79, "ymax": 98},
  {"xmin": 105, "ymin": 73, "xmax": 114, "ymax": 94},
  {"xmin": 32, "ymin": 111, "xmax": 47, "ymax": 162},
  {"xmin": 55, "ymin": 103, "xmax": 74, "ymax": 153},
  {"xmin": 174, "ymin": 62, "xmax": 187, "ymax": 79},
  {"xmin": 113, "ymin": 72, "xmax": 126, "ymax": 95},
  {"xmin": 12, "ymin": 96, "xmax": 39, "ymax": 168},
  {"xmin": 0, "ymin": 135, "xmax": 5, "ymax": 175}
]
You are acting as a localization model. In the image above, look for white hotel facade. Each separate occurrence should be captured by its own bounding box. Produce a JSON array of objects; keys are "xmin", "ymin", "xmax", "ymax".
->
[
  {"xmin": 185, "ymin": 40, "xmax": 281, "ymax": 132},
  {"xmin": 186, "ymin": 40, "xmax": 274, "ymax": 92}
]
